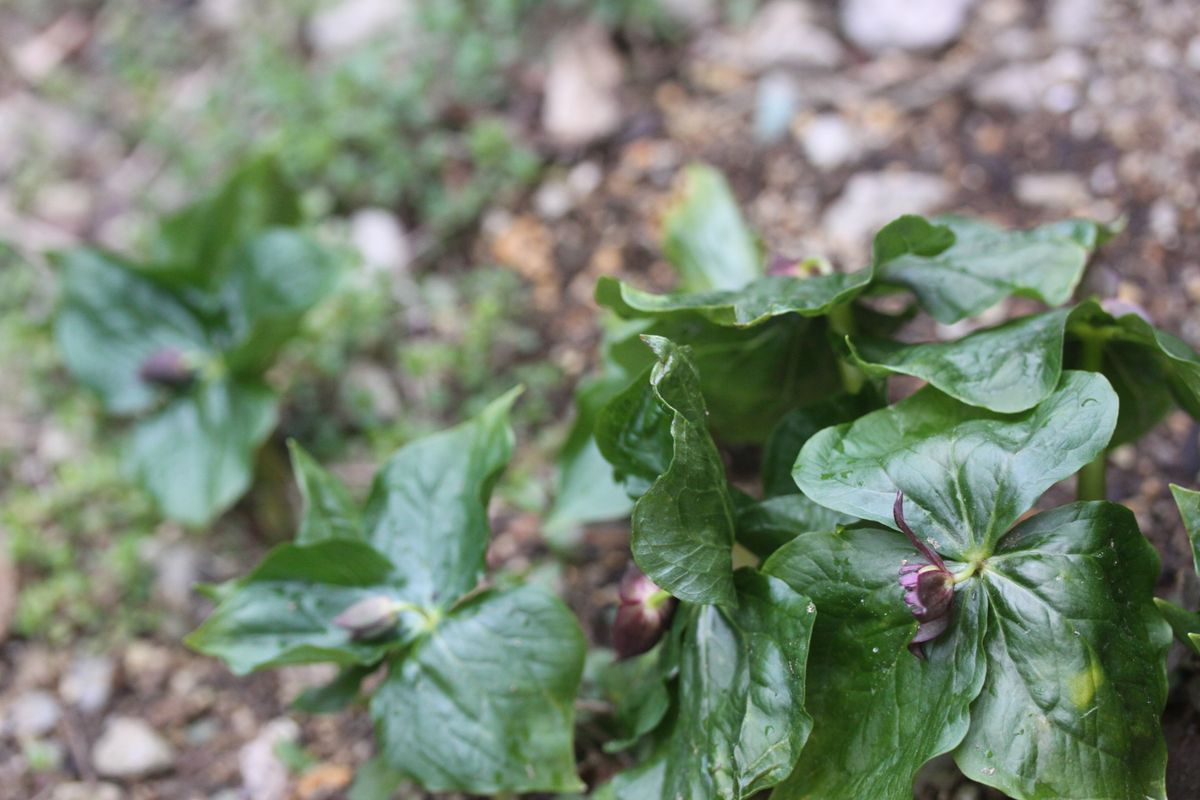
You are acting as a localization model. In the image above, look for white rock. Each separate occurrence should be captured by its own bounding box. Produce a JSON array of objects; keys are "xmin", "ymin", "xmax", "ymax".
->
[
  {"xmin": 1187, "ymin": 36, "xmax": 1200, "ymax": 71},
  {"xmin": 755, "ymin": 71, "xmax": 801, "ymax": 144},
  {"xmin": 566, "ymin": 161, "xmax": 603, "ymax": 198},
  {"xmin": 239, "ymin": 718, "xmax": 300, "ymax": 800},
  {"xmin": 1048, "ymin": 0, "xmax": 1105, "ymax": 45},
  {"xmin": 197, "ymin": 0, "xmax": 248, "ymax": 31},
  {"xmin": 841, "ymin": 0, "xmax": 977, "ymax": 53},
  {"xmin": 741, "ymin": 1, "xmax": 843, "ymax": 69},
  {"xmin": 51, "ymin": 781, "xmax": 123, "ymax": 800},
  {"xmin": 1149, "ymin": 198, "xmax": 1179, "ymax": 245},
  {"xmin": 658, "ymin": 0, "xmax": 717, "ymax": 28},
  {"xmin": 534, "ymin": 180, "xmax": 574, "ymax": 219},
  {"xmin": 59, "ymin": 655, "xmax": 117, "ymax": 714},
  {"xmin": 1015, "ymin": 172, "xmax": 1091, "ymax": 210},
  {"xmin": 801, "ymin": 114, "xmax": 863, "ymax": 171},
  {"xmin": 307, "ymin": 0, "xmax": 414, "ymax": 55},
  {"xmin": 351, "ymin": 208, "xmax": 411, "ymax": 275},
  {"xmin": 823, "ymin": 172, "xmax": 952, "ymax": 255},
  {"xmin": 542, "ymin": 24, "xmax": 623, "ymax": 147},
  {"xmin": 971, "ymin": 50, "xmax": 1089, "ymax": 113},
  {"xmin": 7, "ymin": 690, "xmax": 61, "ymax": 737},
  {"xmin": 92, "ymin": 717, "xmax": 175, "ymax": 778}
]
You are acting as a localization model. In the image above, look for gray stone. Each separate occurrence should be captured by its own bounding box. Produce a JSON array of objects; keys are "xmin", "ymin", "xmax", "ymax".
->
[
  {"xmin": 8, "ymin": 690, "xmax": 61, "ymax": 737},
  {"xmin": 741, "ymin": 1, "xmax": 843, "ymax": 70},
  {"xmin": 841, "ymin": 0, "xmax": 977, "ymax": 53},
  {"xmin": 52, "ymin": 781, "xmax": 124, "ymax": 800},
  {"xmin": 239, "ymin": 718, "xmax": 300, "ymax": 800},
  {"xmin": 1048, "ymin": 0, "xmax": 1106, "ymax": 45},
  {"xmin": 351, "ymin": 208, "xmax": 411, "ymax": 275},
  {"xmin": 971, "ymin": 50, "xmax": 1089, "ymax": 113},
  {"xmin": 307, "ymin": 0, "xmax": 414, "ymax": 55},
  {"xmin": 92, "ymin": 717, "xmax": 175, "ymax": 778},
  {"xmin": 823, "ymin": 171, "xmax": 952, "ymax": 256},
  {"xmin": 754, "ymin": 72, "xmax": 800, "ymax": 144},
  {"xmin": 1015, "ymin": 172, "xmax": 1091, "ymax": 210},
  {"xmin": 59, "ymin": 654, "xmax": 117, "ymax": 714},
  {"xmin": 801, "ymin": 114, "xmax": 863, "ymax": 171},
  {"xmin": 542, "ymin": 24, "xmax": 622, "ymax": 148}
]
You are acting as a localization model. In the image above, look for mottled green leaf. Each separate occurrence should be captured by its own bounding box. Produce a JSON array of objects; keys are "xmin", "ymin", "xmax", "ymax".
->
[
  {"xmin": 876, "ymin": 215, "xmax": 1111, "ymax": 324},
  {"xmin": 371, "ymin": 586, "xmax": 585, "ymax": 794},
  {"xmin": 611, "ymin": 570, "xmax": 815, "ymax": 799},
  {"xmin": 54, "ymin": 249, "xmax": 211, "ymax": 415},
  {"xmin": 347, "ymin": 755, "xmax": 406, "ymax": 800},
  {"xmin": 762, "ymin": 392, "xmax": 882, "ymax": 497},
  {"xmin": 596, "ymin": 649, "xmax": 671, "ymax": 753},
  {"xmin": 1171, "ymin": 483, "xmax": 1200, "ymax": 576},
  {"xmin": 733, "ymin": 492, "xmax": 854, "ymax": 559},
  {"xmin": 292, "ymin": 664, "xmax": 375, "ymax": 714},
  {"xmin": 219, "ymin": 230, "xmax": 339, "ymax": 374},
  {"xmin": 127, "ymin": 380, "xmax": 278, "ymax": 527},
  {"xmin": 362, "ymin": 388, "xmax": 519, "ymax": 608},
  {"xmin": 595, "ymin": 366, "xmax": 673, "ymax": 498},
  {"xmin": 765, "ymin": 529, "xmax": 987, "ymax": 800},
  {"xmin": 1154, "ymin": 598, "xmax": 1200, "ymax": 656},
  {"xmin": 794, "ymin": 371, "xmax": 1117, "ymax": 559},
  {"xmin": 288, "ymin": 440, "xmax": 361, "ymax": 545},
  {"xmin": 186, "ymin": 539, "xmax": 400, "ymax": 675},
  {"xmin": 662, "ymin": 163, "xmax": 761, "ymax": 292},
  {"xmin": 848, "ymin": 309, "xmax": 1071, "ymax": 413},
  {"xmin": 628, "ymin": 337, "xmax": 736, "ymax": 605},
  {"xmin": 956, "ymin": 503, "xmax": 1169, "ymax": 800}
]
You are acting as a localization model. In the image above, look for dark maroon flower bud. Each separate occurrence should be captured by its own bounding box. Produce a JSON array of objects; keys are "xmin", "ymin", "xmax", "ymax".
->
[
  {"xmin": 894, "ymin": 491, "xmax": 955, "ymax": 659},
  {"xmin": 333, "ymin": 595, "xmax": 401, "ymax": 641},
  {"xmin": 612, "ymin": 566, "xmax": 677, "ymax": 660},
  {"xmin": 1099, "ymin": 298, "xmax": 1152, "ymax": 324},
  {"xmin": 138, "ymin": 347, "xmax": 197, "ymax": 389}
]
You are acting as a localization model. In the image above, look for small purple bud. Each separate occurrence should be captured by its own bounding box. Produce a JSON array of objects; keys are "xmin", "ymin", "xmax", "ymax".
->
[
  {"xmin": 138, "ymin": 347, "xmax": 196, "ymax": 389},
  {"xmin": 767, "ymin": 254, "xmax": 833, "ymax": 278},
  {"xmin": 1099, "ymin": 298, "xmax": 1152, "ymax": 324},
  {"xmin": 333, "ymin": 595, "xmax": 401, "ymax": 641},
  {"xmin": 895, "ymin": 492, "xmax": 955, "ymax": 659},
  {"xmin": 612, "ymin": 566, "xmax": 677, "ymax": 660}
]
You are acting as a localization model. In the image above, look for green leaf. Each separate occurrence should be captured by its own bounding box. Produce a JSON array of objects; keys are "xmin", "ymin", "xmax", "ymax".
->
[
  {"xmin": 733, "ymin": 492, "xmax": 854, "ymax": 559},
  {"xmin": 595, "ymin": 271, "xmax": 872, "ymax": 328},
  {"xmin": 54, "ymin": 249, "xmax": 211, "ymax": 415},
  {"xmin": 150, "ymin": 156, "xmax": 302, "ymax": 284},
  {"xmin": 848, "ymin": 309, "xmax": 1071, "ymax": 413},
  {"xmin": 1170, "ymin": 484, "xmax": 1200, "ymax": 576},
  {"xmin": 1154, "ymin": 598, "xmax": 1200, "ymax": 656},
  {"xmin": 288, "ymin": 440, "xmax": 361, "ymax": 545},
  {"xmin": 361, "ymin": 388, "xmax": 520, "ymax": 608},
  {"xmin": 292, "ymin": 663, "xmax": 375, "ymax": 714},
  {"xmin": 371, "ymin": 586, "xmax": 585, "ymax": 794},
  {"xmin": 347, "ymin": 755, "xmax": 406, "ymax": 800},
  {"xmin": 544, "ymin": 376, "xmax": 636, "ymax": 544},
  {"xmin": 596, "ymin": 649, "xmax": 671, "ymax": 753},
  {"xmin": 794, "ymin": 371, "xmax": 1117, "ymax": 559},
  {"xmin": 761, "ymin": 393, "xmax": 882, "ymax": 497},
  {"xmin": 220, "ymin": 230, "xmax": 339, "ymax": 375},
  {"xmin": 661, "ymin": 163, "xmax": 760, "ymax": 292},
  {"xmin": 186, "ymin": 538, "xmax": 400, "ymax": 675},
  {"xmin": 595, "ymin": 366, "xmax": 673, "ymax": 498},
  {"xmin": 956, "ymin": 503, "xmax": 1169, "ymax": 800},
  {"xmin": 127, "ymin": 380, "xmax": 278, "ymax": 526},
  {"xmin": 765, "ymin": 528, "xmax": 988, "ymax": 800},
  {"xmin": 611, "ymin": 570, "xmax": 815, "ymax": 799},
  {"xmin": 629, "ymin": 338, "xmax": 736, "ymax": 605},
  {"xmin": 876, "ymin": 215, "xmax": 1111, "ymax": 324}
]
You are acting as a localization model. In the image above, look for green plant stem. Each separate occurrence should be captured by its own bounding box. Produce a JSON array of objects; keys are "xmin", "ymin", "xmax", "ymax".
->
[
  {"xmin": 1077, "ymin": 332, "xmax": 1108, "ymax": 501},
  {"xmin": 827, "ymin": 304, "xmax": 865, "ymax": 394}
]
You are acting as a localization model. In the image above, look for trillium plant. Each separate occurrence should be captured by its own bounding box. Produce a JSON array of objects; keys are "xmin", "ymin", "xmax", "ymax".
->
[
  {"xmin": 192, "ymin": 164, "xmax": 1200, "ymax": 799},
  {"xmin": 54, "ymin": 157, "xmax": 338, "ymax": 526}
]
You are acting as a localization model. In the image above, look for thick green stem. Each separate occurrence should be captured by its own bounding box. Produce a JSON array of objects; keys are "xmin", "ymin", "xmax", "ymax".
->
[
  {"xmin": 828, "ymin": 304, "xmax": 865, "ymax": 394},
  {"xmin": 1076, "ymin": 332, "xmax": 1108, "ymax": 501}
]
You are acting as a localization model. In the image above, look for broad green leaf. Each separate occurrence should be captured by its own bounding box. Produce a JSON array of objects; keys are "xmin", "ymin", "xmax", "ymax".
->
[
  {"xmin": 362, "ymin": 387, "xmax": 520, "ymax": 608},
  {"xmin": 292, "ymin": 663, "xmax": 375, "ymax": 713},
  {"xmin": 220, "ymin": 230, "xmax": 339, "ymax": 375},
  {"xmin": 348, "ymin": 755, "xmax": 406, "ymax": 800},
  {"xmin": 288, "ymin": 440, "xmax": 361, "ymax": 545},
  {"xmin": 761, "ymin": 392, "xmax": 882, "ymax": 497},
  {"xmin": 371, "ymin": 586, "xmax": 585, "ymax": 794},
  {"xmin": 186, "ymin": 539, "xmax": 400, "ymax": 675},
  {"xmin": 54, "ymin": 249, "xmax": 211, "ymax": 415},
  {"xmin": 596, "ymin": 648, "xmax": 671, "ymax": 753},
  {"xmin": 595, "ymin": 366, "xmax": 673, "ymax": 498},
  {"xmin": 765, "ymin": 529, "xmax": 987, "ymax": 800},
  {"xmin": 733, "ymin": 492, "xmax": 854, "ymax": 559},
  {"xmin": 595, "ymin": 271, "xmax": 872, "ymax": 328},
  {"xmin": 150, "ymin": 156, "xmax": 302, "ymax": 284},
  {"xmin": 629, "ymin": 338, "xmax": 736, "ymax": 605},
  {"xmin": 876, "ymin": 215, "xmax": 1111, "ymax": 324},
  {"xmin": 1154, "ymin": 598, "xmax": 1200, "ymax": 656},
  {"xmin": 127, "ymin": 379, "xmax": 278, "ymax": 527},
  {"xmin": 1067, "ymin": 302, "xmax": 1200, "ymax": 444},
  {"xmin": 662, "ymin": 163, "xmax": 760, "ymax": 291},
  {"xmin": 610, "ymin": 570, "xmax": 815, "ymax": 799},
  {"xmin": 544, "ymin": 377, "xmax": 636, "ymax": 544},
  {"xmin": 848, "ymin": 309, "xmax": 1071, "ymax": 413},
  {"xmin": 1170, "ymin": 483, "xmax": 1200, "ymax": 576},
  {"xmin": 957, "ymin": 503, "xmax": 1169, "ymax": 800},
  {"xmin": 794, "ymin": 371, "xmax": 1117, "ymax": 559}
]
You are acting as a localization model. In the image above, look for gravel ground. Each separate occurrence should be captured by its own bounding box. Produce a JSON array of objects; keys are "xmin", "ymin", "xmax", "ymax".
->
[{"xmin": 3, "ymin": 1, "xmax": 1200, "ymax": 798}]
